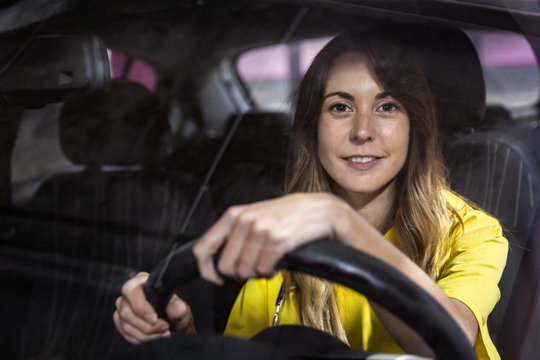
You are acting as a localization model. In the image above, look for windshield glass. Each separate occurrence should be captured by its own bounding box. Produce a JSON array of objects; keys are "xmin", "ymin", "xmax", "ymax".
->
[{"xmin": 1, "ymin": 2, "xmax": 540, "ymax": 360}]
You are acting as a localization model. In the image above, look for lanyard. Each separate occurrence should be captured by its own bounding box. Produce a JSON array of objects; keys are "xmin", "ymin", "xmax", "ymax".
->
[{"xmin": 272, "ymin": 284, "xmax": 284, "ymax": 327}]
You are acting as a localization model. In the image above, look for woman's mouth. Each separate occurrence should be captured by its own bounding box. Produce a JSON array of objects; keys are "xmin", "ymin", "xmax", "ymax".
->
[{"xmin": 343, "ymin": 156, "xmax": 382, "ymax": 170}]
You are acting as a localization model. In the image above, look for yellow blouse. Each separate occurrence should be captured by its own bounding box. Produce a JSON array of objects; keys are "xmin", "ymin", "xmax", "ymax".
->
[{"xmin": 224, "ymin": 192, "xmax": 508, "ymax": 360}]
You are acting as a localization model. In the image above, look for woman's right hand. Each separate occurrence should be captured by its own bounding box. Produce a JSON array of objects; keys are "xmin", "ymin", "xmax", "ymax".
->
[{"xmin": 113, "ymin": 272, "xmax": 196, "ymax": 344}]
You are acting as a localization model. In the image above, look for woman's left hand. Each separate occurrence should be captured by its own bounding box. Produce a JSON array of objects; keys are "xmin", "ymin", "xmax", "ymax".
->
[{"xmin": 193, "ymin": 193, "xmax": 350, "ymax": 284}]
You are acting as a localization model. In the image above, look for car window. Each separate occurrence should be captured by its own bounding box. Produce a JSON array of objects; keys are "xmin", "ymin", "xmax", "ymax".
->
[
  {"xmin": 237, "ymin": 31, "xmax": 539, "ymax": 118},
  {"xmin": 466, "ymin": 30, "xmax": 539, "ymax": 116},
  {"xmin": 236, "ymin": 37, "xmax": 332, "ymax": 112},
  {"xmin": 110, "ymin": 51, "xmax": 157, "ymax": 91},
  {"xmin": 11, "ymin": 103, "xmax": 74, "ymax": 206}
]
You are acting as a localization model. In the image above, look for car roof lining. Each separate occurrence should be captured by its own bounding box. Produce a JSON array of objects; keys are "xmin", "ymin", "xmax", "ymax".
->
[
  {"xmin": 1, "ymin": 1, "xmax": 535, "ymax": 46},
  {"xmin": 1, "ymin": 0, "xmax": 538, "ymax": 35},
  {"xmin": 2, "ymin": 0, "xmax": 539, "ymax": 108}
]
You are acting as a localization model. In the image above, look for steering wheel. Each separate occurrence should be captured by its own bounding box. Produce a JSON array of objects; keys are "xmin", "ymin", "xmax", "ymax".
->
[{"xmin": 136, "ymin": 238, "xmax": 476, "ymax": 360}]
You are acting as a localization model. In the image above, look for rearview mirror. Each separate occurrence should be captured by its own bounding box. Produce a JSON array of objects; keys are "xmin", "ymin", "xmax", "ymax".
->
[{"xmin": 0, "ymin": 34, "xmax": 111, "ymax": 107}]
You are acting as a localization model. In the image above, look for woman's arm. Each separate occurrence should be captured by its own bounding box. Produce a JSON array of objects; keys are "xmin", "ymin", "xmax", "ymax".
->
[
  {"xmin": 334, "ymin": 204, "xmax": 478, "ymax": 356},
  {"xmin": 193, "ymin": 192, "xmax": 479, "ymax": 356},
  {"xmin": 368, "ymin": 300, "xmax": 476, "ymax": 357},
  {"xmin": 194, "ymin": 193, "xmax": 342, "ymax": 283}
]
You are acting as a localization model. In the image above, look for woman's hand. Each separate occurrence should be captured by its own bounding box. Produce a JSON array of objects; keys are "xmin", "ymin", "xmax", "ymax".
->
[
  {"xmin": 194, "ymin": 193, "xmax": 352, "ymax": 284},
  {"xmin": 113, "ymin": 272, "xmax": 196, "ymax": 344}
]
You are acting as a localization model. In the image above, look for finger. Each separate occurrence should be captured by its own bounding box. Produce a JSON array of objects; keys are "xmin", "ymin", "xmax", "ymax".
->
[
  {"xmin": 117, "ymin": 297, "xmax": 169, "ymax": 335},
  {"xmin": 124, "ymin": 334, "xmax": 142, "ymax": 345},
  {"xmin": 193, "ymin": 236, "xmax": 225, "ymax": 285},
  {"xmin": 121, "ymin": 319, "xmax": 170, "ymax": 343},
  {"xmin": 217, "ymin": 210, "xmax": 255, "ymax": 279},
  {"xmin": 194, "ymin": 207, "xmax": 244, "ymax": 284},
  {"xmin": 236, "ymin": 223, "xmax": 267, "ymax": 279},
  {"xmin": 255, "ymin": 230, "xmax": 293, "ymax": 277},
  {"xmin": 114, "ymin": 310, "xmax": 165, "ymax": 344},
  {"xmin": 166, "ymin": 294, "xmax": 188, "ymax": 319},
  {"xmin": 121, "ymin": 272, "xmax": 159, "ymax": 324},
  {"xmin": 256, "ymin": 246, "xmax": 283, "ymax": 277},
  {"xmin": 167, "ymin": 296, "xmax": 195, "ymax": 333},
  {"xmin": 113, "ymin": 310, "xmax": 127, "ymax": 338}
]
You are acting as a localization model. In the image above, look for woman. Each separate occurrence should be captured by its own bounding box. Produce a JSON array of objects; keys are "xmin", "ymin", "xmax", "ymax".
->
[{"xmin": 113, "ymin": 27, "xmax": 508, "ymax": 359}]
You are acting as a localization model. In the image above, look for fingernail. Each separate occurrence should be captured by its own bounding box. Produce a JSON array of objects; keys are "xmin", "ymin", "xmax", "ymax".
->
[
  {"xmin": 162, "ymin": 331, "xmax": 171, "ymax": 337},
  {"xmin": 144, "ymin": 313, "xmax": 157, "ymax": 324}
]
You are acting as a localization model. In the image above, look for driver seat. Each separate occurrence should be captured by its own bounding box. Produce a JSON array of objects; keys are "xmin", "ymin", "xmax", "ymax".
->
[
  {"xmin": 409, "ymin": 25, "xmax": 540, "ymax": 360},
  {"xmin": 446, "ymin": 132, "xmax": 540, "ymax": 359}
]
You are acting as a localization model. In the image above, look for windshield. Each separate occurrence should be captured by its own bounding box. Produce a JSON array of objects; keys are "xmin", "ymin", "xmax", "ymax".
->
[{"xmin": 1, "ymin": 1, "xmax": 540, "ymax": 360}]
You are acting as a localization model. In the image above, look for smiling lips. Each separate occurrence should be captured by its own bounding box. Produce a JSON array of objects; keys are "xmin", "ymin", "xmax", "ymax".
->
[{"xmin": 343, "ymin": 155, "xmax": 382, "ymax": 170}]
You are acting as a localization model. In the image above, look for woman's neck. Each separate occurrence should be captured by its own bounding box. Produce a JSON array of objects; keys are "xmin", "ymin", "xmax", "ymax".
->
[{"xmin": 336, "ymin": 180, "xmax": 396, "ymax": 233}]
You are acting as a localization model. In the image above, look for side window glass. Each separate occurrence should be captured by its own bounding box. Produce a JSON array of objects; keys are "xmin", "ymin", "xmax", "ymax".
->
[
  {"xmin": 236, "ymin": 37, "xmax": 332, "ymax": 111},
  {"xmin": 11, "ymin": 103, "xmax": 73, "ymax": 206},
  {"xmin": 110, "ymin": 51, "xmax": 157, "ymax": 91},
  {"xmin": 466, "ymin": 30, "xmax": 539, "ymax": 115}
]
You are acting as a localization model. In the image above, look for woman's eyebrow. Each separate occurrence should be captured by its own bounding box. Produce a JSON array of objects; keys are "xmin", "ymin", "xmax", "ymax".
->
[
  {"xmin": 375, "ymin": 91, "xmax": 390, "ymax": 100},
  {"xmin": 324, "ymin": 91, "xmax": 391, "ymax": 101},
  {"xmin": 323, "ymin": 91, "xmax": 354, "ymax": 100}
]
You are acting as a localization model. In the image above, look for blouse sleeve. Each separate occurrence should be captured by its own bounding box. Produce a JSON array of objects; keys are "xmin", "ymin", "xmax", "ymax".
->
[{"xmin": 436, "ymin": 204, "xmax": 508, "ymax": 359}]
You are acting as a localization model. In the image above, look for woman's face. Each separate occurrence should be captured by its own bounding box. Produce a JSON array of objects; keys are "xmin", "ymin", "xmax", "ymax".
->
[{"xmin": 317, "ymin": 52, "xmax": 410, "ymax": 202}]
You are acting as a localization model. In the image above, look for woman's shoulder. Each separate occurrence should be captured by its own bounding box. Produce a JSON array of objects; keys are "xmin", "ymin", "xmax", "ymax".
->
[
  {"xmin": 443, "ymin": 189, "xmax": 507, "ymax": 247},
  {"xmin": 436, "ymin": 190, "xmax": 508, "ymax": 288},
  {"xmin": 444, "ymin": 189, "xmax": 475, "ymax": 214},
  {"xmin": 445, "ymin": 190, "xmax": 500, "ymax": 227}
]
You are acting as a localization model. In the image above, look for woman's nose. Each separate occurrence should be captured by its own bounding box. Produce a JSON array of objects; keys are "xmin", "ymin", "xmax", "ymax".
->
[{"xmin": 350, "ymin": 112, "xmax": 374, "ymax": 144}]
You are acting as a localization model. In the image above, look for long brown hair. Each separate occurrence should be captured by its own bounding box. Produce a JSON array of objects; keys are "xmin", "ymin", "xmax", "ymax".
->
[{"xmin": 282, "ymin": 27, "xmax": 462, "ymax": 343}]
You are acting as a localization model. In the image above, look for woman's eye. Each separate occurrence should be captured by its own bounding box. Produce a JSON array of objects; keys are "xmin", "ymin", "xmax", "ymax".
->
[
  {"xmin": 378, "ymin": 103, "xmax": 398, "ymax": 112},
  {"xmin": 330, "ymin": 103, "xmax": 351, "ymax": 113}
]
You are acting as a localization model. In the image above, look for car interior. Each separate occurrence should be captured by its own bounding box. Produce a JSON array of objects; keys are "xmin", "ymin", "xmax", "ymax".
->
[{"xmin": 0, "ymin": 0, "xmax": 539, "ymax": 359}]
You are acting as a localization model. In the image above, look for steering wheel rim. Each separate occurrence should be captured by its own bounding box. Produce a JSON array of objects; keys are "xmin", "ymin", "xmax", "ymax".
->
[{"xmin": 143, "ymin": 238, "xmax": 477, "ymax": 360}]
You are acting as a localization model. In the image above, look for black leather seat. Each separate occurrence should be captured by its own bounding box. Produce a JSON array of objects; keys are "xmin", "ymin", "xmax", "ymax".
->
[
  {"xmin": 25, "ymin": 79, "xmax": 214, "ymax": 263},
  {"xmin": 10, "ymin": 80, "xmax": 216, "ymax": 360},
  {"xmin": 408, "ymin": 25, "xmax": 540, "ymax": 360},
  {"xmin": 198, "ymin": 111, "xmax": 291, "ymax": 331},
  {"xmin": 210, "ymin": 111, "xmax": 290, "ymax": 216},
  {"xmin": 446, "ymin": 132, "xmax": 540, "ymax": 359},
  {"xmin": 484, "ymin": 104, "xmax": 540, "ymax": 168}
]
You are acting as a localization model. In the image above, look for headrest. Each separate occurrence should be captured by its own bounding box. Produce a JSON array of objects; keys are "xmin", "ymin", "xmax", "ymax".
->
[
  {"xmin": 393, "ymin": 24, "xmax": 486, "ymax": 135},
  {"xmin": 59, "ymin": 79, "xmax": 170, "ymax": 166},
  {"xmin": 224, "ymin": 111, "xmax": 290, "ymax": 163}
]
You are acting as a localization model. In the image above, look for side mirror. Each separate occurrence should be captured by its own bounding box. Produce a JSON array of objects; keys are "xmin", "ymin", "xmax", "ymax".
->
[{"xmin": 0, "ymin": 34, "xmax": 111, "ymax": 107}]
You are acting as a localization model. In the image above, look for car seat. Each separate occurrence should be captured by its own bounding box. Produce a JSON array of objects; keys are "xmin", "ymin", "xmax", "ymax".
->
[
  {"xmin": 183, "ymin": 111, "xmax": 291, "ymax": 331},
  {"xmin": 407, "ymin": 25, "xmax": 540, "ymax": 360},
  {"xmin": 484, "ymin": 104, "xmax": 540, "ymax": 168},
  {"xmin": 210, "ymin": 111, "xmax": 290, "ymax": 216},
  {"xmin": 22, "ymin": 79, "xmax": 214, "ymax": 265},
  {"xmin": 11, "ymin": 79, "xmax": 216, "ymax": 360},
  {"xmin": 446, "ymin": 132, "xmax": 540, "ymax": 359}
]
